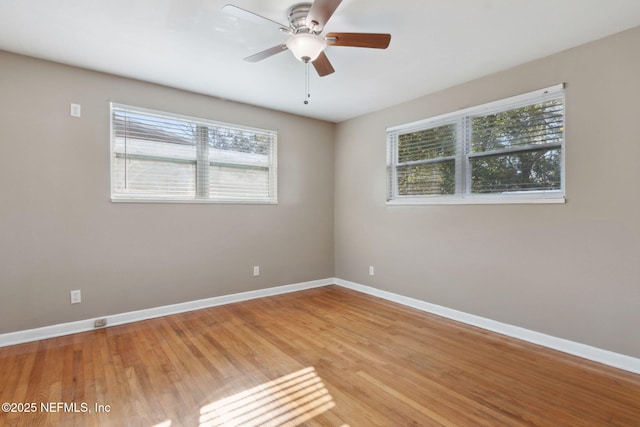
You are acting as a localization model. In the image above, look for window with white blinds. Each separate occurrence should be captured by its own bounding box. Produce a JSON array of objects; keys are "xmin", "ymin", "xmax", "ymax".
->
[
  {"xmin": 110, "ymin": 103, "xmax": 277, "ymax": 203},
  {"xmin": 387, "ymin": 84, "xmax": 565, "ymax": 204}
]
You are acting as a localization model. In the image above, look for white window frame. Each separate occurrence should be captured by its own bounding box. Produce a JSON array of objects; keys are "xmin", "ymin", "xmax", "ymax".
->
[
  {"xmin": 386, "ymin": 84, "xmax": 566, "ymax": 205},
  {"xmin": 110, "ymin": 103, "xmax": 278, "ymax": 204}
]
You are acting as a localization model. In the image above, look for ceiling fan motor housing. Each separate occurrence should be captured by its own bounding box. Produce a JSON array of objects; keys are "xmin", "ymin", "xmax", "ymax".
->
[{"xmin": 288, "ymin": 3, "xmax": 315, "ymax": 33}]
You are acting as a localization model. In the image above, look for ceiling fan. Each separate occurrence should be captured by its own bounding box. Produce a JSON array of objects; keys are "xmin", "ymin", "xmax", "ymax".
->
[{"xmin": 223, "ymin": 0, "xmax": 391, "ymax": 77}]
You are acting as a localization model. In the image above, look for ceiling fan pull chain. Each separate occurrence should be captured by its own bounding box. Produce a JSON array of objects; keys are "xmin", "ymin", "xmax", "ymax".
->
[{"xmin": 304, "ymin": 61, "xmax": 311, "ymax": 105}]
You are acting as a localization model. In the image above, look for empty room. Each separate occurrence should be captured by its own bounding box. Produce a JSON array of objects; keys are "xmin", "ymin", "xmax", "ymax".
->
[{"xmin": 1, "ymin": 0, "xmax": 639, "ymax": 425}]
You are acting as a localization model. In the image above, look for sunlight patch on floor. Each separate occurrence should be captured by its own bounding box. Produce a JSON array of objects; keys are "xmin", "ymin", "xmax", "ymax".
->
[{"xmin": 199, "ymin": 367, "xmax": 337, "ymax": 427}]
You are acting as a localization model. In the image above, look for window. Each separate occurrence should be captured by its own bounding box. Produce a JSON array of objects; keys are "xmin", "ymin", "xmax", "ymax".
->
[
  {"xmin": 110, "ymin": 103, "xmax": 277, "ymax": 203},
  {"xmin": 387, "ymin": 85, "xmax": 565, "ymax": 204}
]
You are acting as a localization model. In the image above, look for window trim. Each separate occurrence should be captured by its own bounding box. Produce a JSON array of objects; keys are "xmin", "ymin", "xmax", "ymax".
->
[
  {"xmin": 386, "ymin": 84, "xmax": 566, "ymax": 205},
  {"xmin": 109, "ymin": 103, "xmax": 278, "ymax": 204}
]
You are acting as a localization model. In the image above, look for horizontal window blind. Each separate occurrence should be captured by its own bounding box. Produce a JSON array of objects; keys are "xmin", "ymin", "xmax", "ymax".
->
[
  {"xmin": 387, "ymin": 84, "xmax": 565, "ymax": 203},
  {"xmin": 397, "ymin": 124, "xmax": 457, "ymax": 163},
  {"xmin": 469, "ymin": 98, "xmax": 563, "ymax": 194},
  {"xmin": 394, "ymin": 123, "xmax": 457, "ymax": 196},
  {"xmin": 111, "ymin": 104, "xmax": 277, "ymax": 203}
]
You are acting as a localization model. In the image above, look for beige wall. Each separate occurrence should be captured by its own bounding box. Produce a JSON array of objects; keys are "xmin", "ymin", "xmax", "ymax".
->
[
  {"xmin": 0, "ymin": 51, "xmax": 335, "ymax": 333},
  {"xmin": 335, "ymin": 27, "xmax": 640, "ymax": 358}
]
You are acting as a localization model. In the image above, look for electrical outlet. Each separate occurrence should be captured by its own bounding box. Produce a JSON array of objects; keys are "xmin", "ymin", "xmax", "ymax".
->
[
  {"xmin": 94, "ymin": 318, "xmax": 107, "ymax": 328},
  {"xmin": 369, "ymin": 266, "xmax": 375, "ymax": 276},
  {"xmin": 253, "ymin": 266, "xmax": 260, "ymax": 277},
  {"xmin": 70, "ymin": 290, "xmax": 81, "ymax": 304}
]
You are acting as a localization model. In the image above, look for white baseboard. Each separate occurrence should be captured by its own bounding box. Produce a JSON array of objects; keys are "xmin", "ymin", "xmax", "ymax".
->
[
  {"xmin": 334, "ymin": 278, "xmax": 640, "ymax": 375},
  {"xmin": 0, "ymin": 278, "xmax": 332, "ymax": 348},
  {"xmin": 2, "ymin": 277, "xmax": 639, "ymax": 375}
]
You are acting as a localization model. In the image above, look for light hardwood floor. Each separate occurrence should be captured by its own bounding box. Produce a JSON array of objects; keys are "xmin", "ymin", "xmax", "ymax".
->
[{"xmin": 1, "ymin": 285, "xmax": 639, "ymax": 426}]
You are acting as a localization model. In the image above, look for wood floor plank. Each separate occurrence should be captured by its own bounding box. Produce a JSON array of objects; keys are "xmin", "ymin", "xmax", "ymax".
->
[{"xmin": 1, "ymin": 285, "xmax": 639, "ymax": 426}]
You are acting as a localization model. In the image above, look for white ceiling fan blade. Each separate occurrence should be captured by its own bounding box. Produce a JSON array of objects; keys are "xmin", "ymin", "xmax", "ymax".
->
[
  {"xmin": 243, "ymin": 44, "xmax": 288, "ymax": 62},
  {"xmin": 222, "ymin": 4, "xmax": 288, "ymax": 30}
]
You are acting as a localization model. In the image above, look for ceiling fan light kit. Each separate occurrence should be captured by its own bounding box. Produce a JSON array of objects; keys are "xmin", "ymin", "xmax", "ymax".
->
[{"xmin": 286, "ymin": 33, "xmax": 327, "ymax": 63}]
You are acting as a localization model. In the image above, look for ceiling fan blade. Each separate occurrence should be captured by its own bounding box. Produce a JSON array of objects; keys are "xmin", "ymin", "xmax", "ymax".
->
[
  {"xmin": 244, "ymin": 44, "xmax": 288, "ymax": 62},
  {"xmin": 312, "ymin": 52, "xmax": 335, "ymax": 77},
  {"xmin": 306, "ymin": 0, "xmax": 343, "ymax": 32},
  {"xmin": 325, "ymin": 32, "xmax": 391, "ymax": 49},
  {"xmin": 222, "ymin": 4, "xmax": 288, "ymax": 29}
]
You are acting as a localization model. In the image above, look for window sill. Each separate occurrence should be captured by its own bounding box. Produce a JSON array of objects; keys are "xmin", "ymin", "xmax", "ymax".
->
[
  {"xmin": 111, "ymin": 197, "xmax": 277, "ymax": 205},
  {"xmin": 386, "ymin": 194, "xmax": 566, "ymax": 206}
]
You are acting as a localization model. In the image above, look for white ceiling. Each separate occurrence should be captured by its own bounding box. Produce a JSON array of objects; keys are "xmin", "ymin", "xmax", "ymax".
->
[{"xmin": 1, "ymin": 0, "xmax": 640, "ymax": 123}]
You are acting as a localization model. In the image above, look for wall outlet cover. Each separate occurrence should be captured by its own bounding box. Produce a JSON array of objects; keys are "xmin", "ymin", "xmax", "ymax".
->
[{"xmin": 70, "ymin": 290, "xmax": 81, "ymax": 304}]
